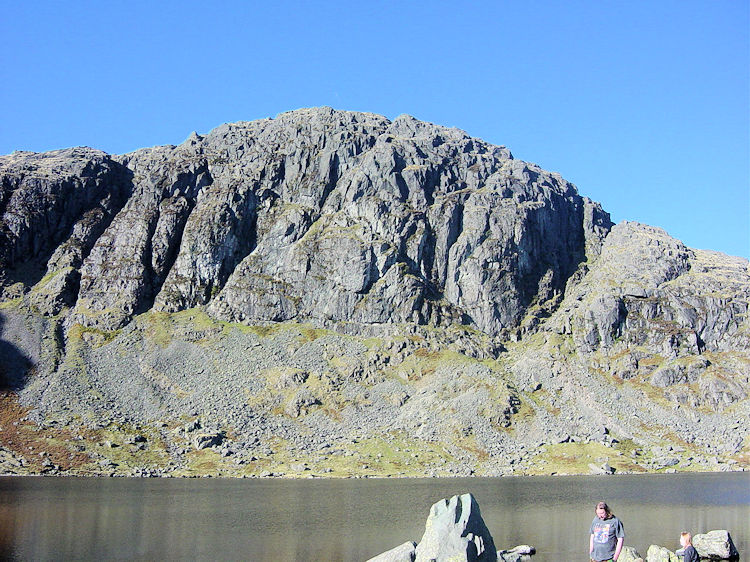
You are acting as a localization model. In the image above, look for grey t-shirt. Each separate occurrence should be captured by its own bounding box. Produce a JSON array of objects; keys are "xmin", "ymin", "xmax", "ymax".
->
[{"xmin": 590, "ymin": 515, "xmax": 625, "ymax": 560}]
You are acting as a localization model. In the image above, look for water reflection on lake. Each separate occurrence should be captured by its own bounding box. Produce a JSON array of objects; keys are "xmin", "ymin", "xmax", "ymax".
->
[{"xmin": 0, "ymin": 472, "xmax": 747, "ymax": 561}]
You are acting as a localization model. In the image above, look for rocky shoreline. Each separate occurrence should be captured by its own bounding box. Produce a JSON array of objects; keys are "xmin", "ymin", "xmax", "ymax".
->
[{"xmin": 368, "ymin": 493, "xmax": 740, "ymax": 562}]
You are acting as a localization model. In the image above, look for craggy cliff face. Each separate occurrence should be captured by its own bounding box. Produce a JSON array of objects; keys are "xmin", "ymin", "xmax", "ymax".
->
[
  {"xmin": 1, "ymin": 108, "xmax": 611, "ymax": 337},
  {"xmin": 0, "ymin": 107, "xmax": 747, "ymax": 478}
]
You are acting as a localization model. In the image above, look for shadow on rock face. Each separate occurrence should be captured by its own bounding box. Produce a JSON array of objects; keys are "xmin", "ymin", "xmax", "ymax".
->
[{"xmin": 0, "ymin": 314, "xmax": 33, "ymax": 391}]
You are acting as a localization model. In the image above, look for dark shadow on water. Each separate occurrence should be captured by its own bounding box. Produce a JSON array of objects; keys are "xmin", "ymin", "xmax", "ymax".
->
[{"xmin": 0, "ymin": 313, "xmax": 33, "ymax": 391}]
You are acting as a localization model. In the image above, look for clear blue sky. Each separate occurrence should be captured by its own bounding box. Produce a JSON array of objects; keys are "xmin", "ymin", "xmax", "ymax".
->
[{"xmin": 2, "ymin": 1, "xmax": 748, "ymax": 258}]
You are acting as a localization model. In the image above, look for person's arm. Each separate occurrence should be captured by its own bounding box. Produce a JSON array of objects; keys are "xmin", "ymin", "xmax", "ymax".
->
[
  {"xmin": 589, "ymin": 533, "xmax": 594, "ymax": 559},
  {"xmin": 613, "ymin": 536, "xmax": 624, "ymax": 561}
]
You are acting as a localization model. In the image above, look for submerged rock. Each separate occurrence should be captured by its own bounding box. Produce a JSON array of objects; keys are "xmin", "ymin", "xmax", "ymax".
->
[{"xmin": 497, "ymin": 544, "xmax": 535, "ymax": 562}]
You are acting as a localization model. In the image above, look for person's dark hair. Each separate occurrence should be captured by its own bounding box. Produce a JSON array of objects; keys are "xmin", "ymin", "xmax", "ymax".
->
[{"xmin": 595, "ymin": 501, "xmax": 613, "ymax": 518}]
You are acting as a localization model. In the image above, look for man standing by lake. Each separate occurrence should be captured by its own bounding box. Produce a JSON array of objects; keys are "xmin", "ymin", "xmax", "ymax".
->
[{"xmin": 589, "ymin": 501, "xmax": 625, "ymax": 562}]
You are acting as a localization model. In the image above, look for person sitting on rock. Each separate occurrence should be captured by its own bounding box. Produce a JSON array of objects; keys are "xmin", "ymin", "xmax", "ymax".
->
[
  {"xmin": 589, "ymin": 501, "xmax": 625, "ymax": 562},
  {"xmin": 679, "ymin": 531, "xmax": 699, "ymax": 562}
]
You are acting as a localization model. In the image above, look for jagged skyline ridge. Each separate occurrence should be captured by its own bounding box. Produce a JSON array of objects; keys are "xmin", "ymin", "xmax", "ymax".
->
[{"xmin": 1, "ymin": 3, "xmax": 747, "ymax": 259}]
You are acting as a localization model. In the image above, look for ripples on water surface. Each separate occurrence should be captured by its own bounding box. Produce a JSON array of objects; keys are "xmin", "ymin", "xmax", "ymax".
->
[{"xmin": 0, "ymin": 472, "xmax": 747, "ymax": 561}]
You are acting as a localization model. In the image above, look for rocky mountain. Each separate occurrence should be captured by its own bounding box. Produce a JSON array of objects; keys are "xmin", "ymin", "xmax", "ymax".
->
[{"xmin": 0, "ymin": 107, "xmax": 747, "ymax": 477}]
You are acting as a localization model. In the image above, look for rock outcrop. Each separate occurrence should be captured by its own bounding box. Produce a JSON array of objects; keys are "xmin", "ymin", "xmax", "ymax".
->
[
  {"xmin": 414, "ymin": 493, "xmax": 497, "ymax": 561},
  {"xmin": 1, "ymin": 108, "xmax": 611, "ymax": 337},
  {"xmin": 555, "ymin": 222, "xmax": 749, "ymax": 394},
  {"xmin": 0, "ymin": 107, "xmax": 748, "ymax": 478}
]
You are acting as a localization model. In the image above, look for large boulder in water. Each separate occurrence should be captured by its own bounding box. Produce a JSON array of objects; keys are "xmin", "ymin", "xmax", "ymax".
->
[
  {"xmin": 693, "ymin": 530, "xmax": 739, "ymax": 560},
  {"xmin": 414, "ymin": 493, "xmax": 497, "ymax": 562}
]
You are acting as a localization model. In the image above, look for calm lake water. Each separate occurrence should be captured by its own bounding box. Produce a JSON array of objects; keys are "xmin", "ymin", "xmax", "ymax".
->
[{"xmin": 0, "ymin": 473, "xmax": 747, "ymax": 561}]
